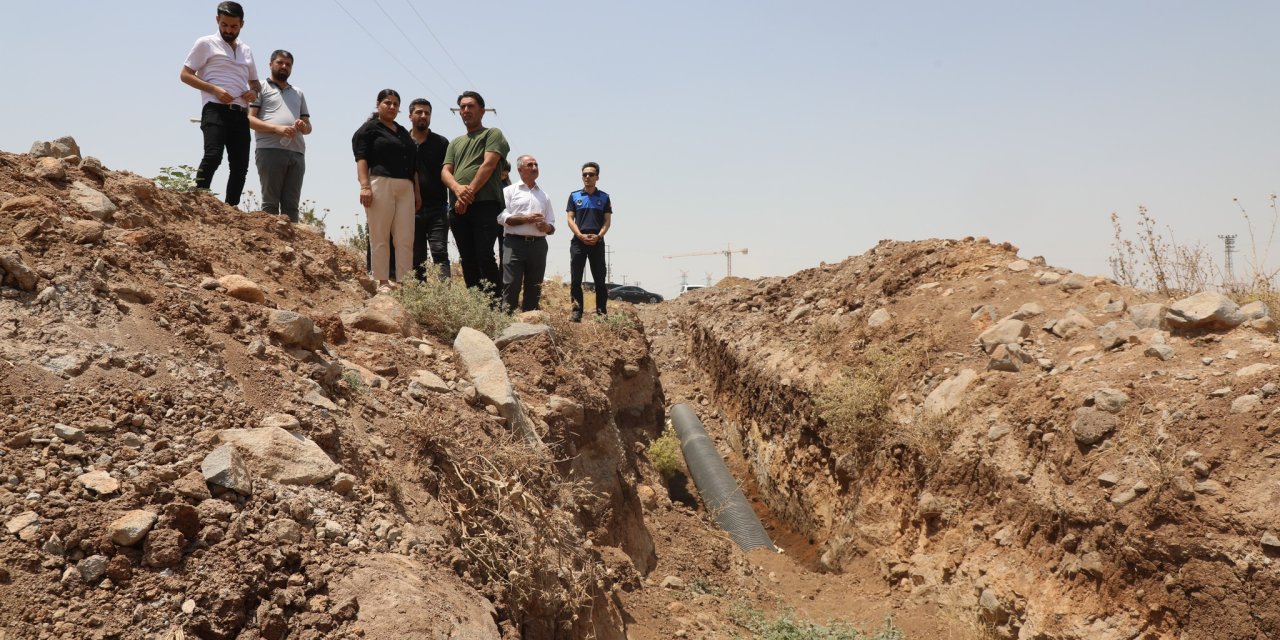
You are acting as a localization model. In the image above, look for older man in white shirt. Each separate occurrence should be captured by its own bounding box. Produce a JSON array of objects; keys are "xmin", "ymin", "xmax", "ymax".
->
[{"xmin": 497, "ymin": 155, "xmax": 555, "ymax": 313}]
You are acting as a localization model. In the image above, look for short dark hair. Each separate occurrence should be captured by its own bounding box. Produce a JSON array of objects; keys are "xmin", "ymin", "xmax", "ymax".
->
[
  {"xmin": 408, "ymin": 98, "xmax": 432, "ymax": 113},
  {"xmin": 216, "ymin": 2, "xmax": 244, "ymax": 19},
  {"xmin": 457, "ymin": 91, "xmax": 485, "ymax": 109},
  {"xmin": 270, "ymin": 50, "xmax": 293, "ymax": 63},
  {"xmin": 582, "ymin": 162, "xmax": 600, "ymax": 175}
]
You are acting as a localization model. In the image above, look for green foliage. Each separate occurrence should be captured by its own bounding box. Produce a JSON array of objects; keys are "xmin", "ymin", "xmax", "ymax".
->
[
  {"xmin": 648, "ymin": 422, "xmax": 684, "ymax": 479},
  {"xmin": 342, "ymin": 370, "xmax": 366, "ymax": 393},
  {"xmin": 728, "ymin": 603, "xmax": 904, "ymax": 640},
  {"xmin": 299, "ymin": 199, "xmax": 329, "ymax": 234},
  {"xmin": 814, "ymin": 343, "xmax": 912, "ymax": 459},
  {"xmin": 341, "ymin": 222, "xmax": 370, "ymax": 257},
  {"xmin": 155, "ymin": 165, "xmax": 200, "ymax": 193},
  {"xmin": 396, "ymin": 266, "xmax": 512, "ymax": 340},
  {"xmin": 593, "ymin": 310, "xmax": 639, "ymax": 333}
]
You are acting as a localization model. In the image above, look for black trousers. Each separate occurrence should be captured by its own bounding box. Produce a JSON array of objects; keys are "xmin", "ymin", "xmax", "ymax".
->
[
  {"xmin": 450, "ymin": 200, "xmax": 502, "ymax": 296},
  {"xmin": 502, "ymin": 235, "xmax": 548, "ymax": 312},
  {"xmin": 414, "ymin": 204, "xmax": 451, "ymax": 280},
  {"xmin": 570, "ymin": 237, "xmax": 608, "ymax": 315},
  {"xmin": 195, "ymin": 102, "xmax": 251, "ymax": 206}
]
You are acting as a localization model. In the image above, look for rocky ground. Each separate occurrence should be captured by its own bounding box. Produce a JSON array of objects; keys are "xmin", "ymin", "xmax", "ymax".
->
[{"xmin": 3, "ymin": 140, "xmax": 1278, "ymax": 640}]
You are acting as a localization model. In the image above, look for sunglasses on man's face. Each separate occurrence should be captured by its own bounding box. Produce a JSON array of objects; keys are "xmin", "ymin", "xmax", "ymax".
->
[{"xmin": 582, "ymin": 172, "xmax": 598, "ymax": 177}]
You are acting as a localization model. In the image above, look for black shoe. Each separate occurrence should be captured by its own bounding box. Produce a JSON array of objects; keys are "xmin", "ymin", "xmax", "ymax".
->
[{"xmin": 570, "ymin": 310, "xmax": 583, "ymax": 323}]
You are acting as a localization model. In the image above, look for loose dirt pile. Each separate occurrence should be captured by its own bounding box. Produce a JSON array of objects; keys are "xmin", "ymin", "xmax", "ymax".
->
[
  {"xmin": 5, "ymin": 142, "xmax": 1276, "ymax": 640},
  {"xmin": 650, "ymin": 237, "xmax": 1280, "ymax": 639}
]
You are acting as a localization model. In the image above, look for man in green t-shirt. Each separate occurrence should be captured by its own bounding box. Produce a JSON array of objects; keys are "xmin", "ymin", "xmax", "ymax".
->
[{"xmin": 442, "ymin": 90, "xmax": 509, "ymax": 295}]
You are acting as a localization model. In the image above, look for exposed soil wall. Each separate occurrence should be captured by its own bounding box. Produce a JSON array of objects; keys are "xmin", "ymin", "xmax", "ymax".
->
[{"xmin": 670, "ymin": 238, "xmax": 1280, "ymax": 639}]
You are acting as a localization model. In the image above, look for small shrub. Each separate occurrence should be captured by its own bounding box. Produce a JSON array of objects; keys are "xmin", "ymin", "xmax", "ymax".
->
[
  {"xmin": 299, "ymin": 199, "xmax": 329, "ymax": 234},
  {"xmin": 1108, "ymin": 207, "xmax": 1220, "ymax": 297},
  {"xmin": 238, "ymin": 189, "xmax": 262, "ymax": 213},
  {"xmin": 593, "ymin": 310, "xmax": 639, "ymax": 333},
  {"xmin": 342, "ymin": 370, "xmax": 366, "ymax": 393},
  {"xmin": 337, "ymin": 222, "xmax": 369, "ymax": 259},
  {"xmin": 728, "ymin": 602, "xmax": 904, "ymax": 640},
  {"xmin": 155, "ymin": 165, "xmax": 200, "ymax": 193},
  {"xmin": 815, "ymin": 343, "xmax": 914, "ymax": 459},
  {"xmin": 396, "ymin": 266, "xmax": 512, "ymax": 340},
  {"xmin": 648, "ymin": 422, "xmax": 684, "ymax": 479}
]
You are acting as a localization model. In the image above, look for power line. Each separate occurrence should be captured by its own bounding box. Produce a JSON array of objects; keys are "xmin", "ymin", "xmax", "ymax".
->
[
  {"xmin": 331, "ymin": 0, "xmax": 436, "ymax": 95},
  {"xmin": 404, "ymin": 0, "xmax": 481, "ymax": 90},
  {"xmin": 372, "ymin": 0, "xmax": 457, "ymax": 95}
]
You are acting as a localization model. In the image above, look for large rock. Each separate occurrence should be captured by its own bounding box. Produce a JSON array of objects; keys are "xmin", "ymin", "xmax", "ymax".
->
[
  {"xmin": 108, "ymin": 510, "xmax": 158, "ymax": 546},
  {"xmin": 33, "ymin": 157, "xmax": 66, "ymax": 182},
  {"xmin": 1166, "ymin": 292, "xmax": 1245, "ymax": 331},
  {"xmin": 1059, "ymin": 273, "xmax": 1089, "ymax": 291},
  {"xmin": 201, "ymin": 443, "xmax": 254, "ymax": 495},
  {"xmin": 217, "ymin": 427, "xmax": 341, "ymax": 485},
  {"xmin": 1128, "ymin": 303, "xmax": 1169, "ymax": 330},
  {"xmin": 1049, "ymin": 309, "xmax": 1095, "ymax": 339},
  {"xmin": 1096, "ymin": 320, "xmax": 1139, "ymax": 350},
  {"xmin": 69, "ymin": 181, "xmax": 117, "ymax": 221},
  {"xmin": 0, "ymin": 250, "xmax": 39, "ymax": 291},
  {"xmin": 454, "ymin": 327, "xmax": 544, "ymax": 449},
  {"xmin": 77, "ymin": 470, "xmax": 120, "ymax": 495},
  {"xmin": 494, "ymin": 323, "xmax": 551, "ymax": 348},
  {"xmin": 1072, "ymin": 407, "xmax": 1116, "ymax": 446},
  {"xmin": 987, "ymin": 343, "xmax": 1034, "ymax": 372},
  {"xmin": 269, "ymin": 310, "xmax": 324, "ymax": 351},
  {"xmin": 329, "ymin": 554, "xmax": 501, "ymax": 640},
  {"xmin": 29, "ymin": 136, "xmax": 80, "ymax": 159},
  {"xmin": 978, "ymin": 319, "xmax": 1029, "ymax": 354},
  {"xmin": 923, "ymin": 369, "xmax": 978, "ymax": 416},
  {"xmin": 1240, "ymin": 300, "xmax": 1269, "ymax": 320},
  {"xmin": 219, "ymin": 275, "xmax": 265, "ymax": 304},
  {"xmin": 340, "ymin": 294, "xmax": 420, "ymax": 338}
]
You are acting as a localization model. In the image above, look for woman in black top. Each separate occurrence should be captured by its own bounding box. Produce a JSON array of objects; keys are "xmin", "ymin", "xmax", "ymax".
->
[{"xmin": 352, "ymin": 89, "xmax": 421, "ymax": 290}]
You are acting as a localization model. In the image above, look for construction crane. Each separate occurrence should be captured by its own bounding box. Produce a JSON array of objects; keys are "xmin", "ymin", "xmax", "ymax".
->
[{"xmin": 664, "ymin": 244, "xmax": 749, "ymax": 278}]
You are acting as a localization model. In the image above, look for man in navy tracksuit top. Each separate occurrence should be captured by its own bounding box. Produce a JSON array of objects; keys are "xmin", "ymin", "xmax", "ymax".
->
[{"xmin": 565, "ymin": 162, "xmax": 612, "ymax": 321}]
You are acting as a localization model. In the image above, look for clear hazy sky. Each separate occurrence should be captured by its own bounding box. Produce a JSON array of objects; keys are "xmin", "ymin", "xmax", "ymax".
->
[{"xmin": 3, "ymin": 1, "xmax": 1278, "ymax": 297}]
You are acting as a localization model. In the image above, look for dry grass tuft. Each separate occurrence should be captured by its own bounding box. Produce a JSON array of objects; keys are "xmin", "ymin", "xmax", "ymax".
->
[
  {"xmin": 412, "ymin": 420, "xmax": 610, "ymax": 632},
  {"xmin": 396, "ymin": 265, "xmax": 512, "ymax": 340},
  {"xmin": 815, "ymin": 325, "xmax": 945, "ymax": 468}
]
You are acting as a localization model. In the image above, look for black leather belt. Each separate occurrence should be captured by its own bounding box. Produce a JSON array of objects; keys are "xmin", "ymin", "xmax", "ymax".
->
[
  {"xmin": 209, "ymin": 103, "xmax": 247, "ymax": 112},
  {"xmin": 505, "ymin": 235, "xmax": 546, "ymax": 242}
]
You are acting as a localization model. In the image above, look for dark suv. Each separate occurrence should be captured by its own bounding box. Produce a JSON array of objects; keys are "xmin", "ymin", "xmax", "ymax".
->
[{"xmin": 607, "ymin": 285, "xmax": 663, "ymax": 304}]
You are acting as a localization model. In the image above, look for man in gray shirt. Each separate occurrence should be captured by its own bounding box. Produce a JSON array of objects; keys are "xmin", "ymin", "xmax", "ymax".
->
[{"xmin": 249, "ymin": 50, "xmax": 312, "ymax": 221}]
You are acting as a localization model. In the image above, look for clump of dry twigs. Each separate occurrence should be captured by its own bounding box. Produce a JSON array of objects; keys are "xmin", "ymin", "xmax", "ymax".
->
[{"xmin": 415, "ymin": 423, "xmax": 611, "ymax": 634}]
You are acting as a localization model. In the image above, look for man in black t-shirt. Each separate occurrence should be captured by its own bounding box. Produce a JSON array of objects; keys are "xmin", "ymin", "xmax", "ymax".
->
[{"xmin": 408, "ymin": 98, "xmax": 451, "ymax": 280}]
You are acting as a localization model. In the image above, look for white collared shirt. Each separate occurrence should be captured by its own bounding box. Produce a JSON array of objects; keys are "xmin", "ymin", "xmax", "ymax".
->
[
  {"xmin": 499, "ymin": 182, "xmax": 555, "ymax": 237},
  {"xmin": 184, "ymin": 34, "xmax": 258, "ymax": 108}
]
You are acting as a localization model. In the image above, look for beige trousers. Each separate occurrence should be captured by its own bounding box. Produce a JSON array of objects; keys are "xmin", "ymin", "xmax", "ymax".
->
[{"xmin": 366, "ymin": 176, "xmax": 415, "ymax": 282}]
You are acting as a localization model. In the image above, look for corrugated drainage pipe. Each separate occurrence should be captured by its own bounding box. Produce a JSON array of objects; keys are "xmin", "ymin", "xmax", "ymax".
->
[{"xmin": 670, "ymin": 403, "xmax": 776, "ymax": 553}]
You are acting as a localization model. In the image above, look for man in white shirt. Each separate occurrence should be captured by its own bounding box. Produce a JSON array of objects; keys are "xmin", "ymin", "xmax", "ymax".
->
[
  {"xmin": 497, "ymin": 155, "xmax": 555, "ymax": 313},
  {"xmin": 180, "ymin": 2, "xmax": 261, "ymax": 207}
]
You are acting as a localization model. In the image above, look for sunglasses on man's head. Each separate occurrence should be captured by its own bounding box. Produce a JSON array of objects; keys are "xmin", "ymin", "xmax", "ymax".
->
[{"xmin": 582, "ymin": 172, "xmax": 597, "ymax": 177}]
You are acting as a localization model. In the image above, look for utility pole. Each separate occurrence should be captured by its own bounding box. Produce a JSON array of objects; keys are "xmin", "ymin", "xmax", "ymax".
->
[
  {"xmin": 606, "ymin": 246, "xmax": 615, "ymax": 285},
  {"xmin": 1219, "ymin": 234, "xmax": 1237, "ymax": 287}
]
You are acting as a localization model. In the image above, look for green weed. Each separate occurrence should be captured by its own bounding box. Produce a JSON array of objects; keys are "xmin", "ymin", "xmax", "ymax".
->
[
  {"xmin": 396, "ymin": 266, "xmax": 512, "ymax": 340},
  {"xmin": 648, "ymin": 422, "xmax": 684, "ymax": 479}
]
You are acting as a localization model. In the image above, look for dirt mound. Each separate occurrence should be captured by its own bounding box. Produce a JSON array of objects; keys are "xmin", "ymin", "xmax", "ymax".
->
[
  {"xmin": 0, "ymin": 148, "xmax": 675, "ymax": 639},
  {"xmin": 654, "ymin": 236, "xmax": 1280, "ymax": 639}
]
